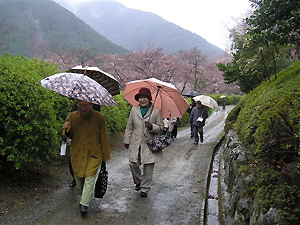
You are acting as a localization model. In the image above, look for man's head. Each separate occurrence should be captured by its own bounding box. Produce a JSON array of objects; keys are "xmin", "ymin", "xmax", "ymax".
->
[
  {"xmin": 196, "ymin": 100, "xmax": 202, "ymax": 108},
  {"xmin": 77, "ymin": 100, "xmax": 93, "ymax": 115}
]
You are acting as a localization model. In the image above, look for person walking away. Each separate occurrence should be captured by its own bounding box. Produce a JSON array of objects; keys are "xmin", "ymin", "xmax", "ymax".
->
[
  {"xmin": 62, "ymin": 100, "xmax": 111, "ymax": 216},
  {"xmin": 163, "ymin": 117, "xmax": 170, "ymax": 136},
  {"xmin": 186, "ymin": 98, "xmax": 196, "ymax": 138},
  {"xmin": 123, "ymin": 87, "xmax": 164, "ymax": 198},
  {"xmin": 170, "ymin": 117, "xmax": 179, "ymax": 140},
  {"xmin": 189, "ymin": 100, "xmax": 208, "ymax": 144},
  {"xmin": 222, "ymin": 99, "xmax": 226, "ymax": 110}
]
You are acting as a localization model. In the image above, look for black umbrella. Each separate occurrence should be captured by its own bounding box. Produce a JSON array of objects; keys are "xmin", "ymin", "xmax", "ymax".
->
[
  {"xmin": 68, "ymin": 66, "xmax": 120, "ymax": 96},
  {"xmin": 182, "ymin": 90, "xmax": 200, "ymax": 98}
]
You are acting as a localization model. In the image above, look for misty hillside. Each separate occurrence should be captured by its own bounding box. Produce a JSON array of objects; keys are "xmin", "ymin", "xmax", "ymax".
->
[
  {"xmin": 54, "ymin": 0, "xmax": 227, "ymax": 60},
  {"xmin": 0, "ymin": 0, "xmax": 128, "ymax": 57}
]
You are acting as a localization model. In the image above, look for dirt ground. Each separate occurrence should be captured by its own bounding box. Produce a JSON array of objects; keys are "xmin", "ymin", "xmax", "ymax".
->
[{"xmin": 0, "ymin": 106, "xmax": 232, "ymax": 225}]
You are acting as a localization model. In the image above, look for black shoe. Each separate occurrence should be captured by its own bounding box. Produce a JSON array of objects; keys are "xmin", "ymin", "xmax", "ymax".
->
[
  {"xmin": 135, "ymin": 183, "xmax": 141, "ymax": 191},
  {"xmin": 140, "ymin": 192, "xmax": 148, "ymax": 197},
  {"xmin": 69, "ymin": 179, "xmax": 76, "ymax": 188},
  {"xmin": 190, "ymin": 136, "xmax": 194, "ymax": 138},
  {"xmin": 194, "ymin": 141, "xmax": 198, "ymax": 145},
  {"xmin": 80, "ymin": 204, "xmax": 88, "ymax": 216}
]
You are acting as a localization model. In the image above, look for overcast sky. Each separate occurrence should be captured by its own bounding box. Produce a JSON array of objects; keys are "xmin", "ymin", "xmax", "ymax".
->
[{"xmin": 56, "ymin": 0, "xmax": 252, "ymax": 51}]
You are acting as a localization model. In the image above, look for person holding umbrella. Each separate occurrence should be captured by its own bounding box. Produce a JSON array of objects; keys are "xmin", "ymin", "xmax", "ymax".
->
[
  {"xmin": 186, "ymin": 98, "xmax": 196, "ymax": 138},
  {"xmin": 123, "ymin": 87, "xmax": 164, "ymax": 198},
  {"xmin": 67, "ymin": 103, "xmax": 101, "ymax": 188},
  {"xmin": 62, "ymin": 100, "xmax": 111, "ymax": 216},
  {"xmin": 189, "ymin": 100, "xmax": 208, "ymax": 144}
]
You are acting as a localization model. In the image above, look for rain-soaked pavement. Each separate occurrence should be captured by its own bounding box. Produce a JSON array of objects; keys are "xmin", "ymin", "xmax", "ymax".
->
[{"xmin": 1, "ymin": 106, "xmax": 233, "ymax": 225}]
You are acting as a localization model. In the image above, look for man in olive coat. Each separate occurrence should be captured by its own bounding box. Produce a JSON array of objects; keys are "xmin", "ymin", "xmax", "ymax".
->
[{"xmin": 62, "ymin": 100, "xmax": 111, "ymax": 215}]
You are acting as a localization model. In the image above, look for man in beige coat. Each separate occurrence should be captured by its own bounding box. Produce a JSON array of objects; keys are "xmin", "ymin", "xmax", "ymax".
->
[
  {"xmin": 62, "ymin": 100, "xmax": 111, "ymax": 215},
  {"xmin": 124, "ymin": 87, "xmax": 164, "ymax": 197}
]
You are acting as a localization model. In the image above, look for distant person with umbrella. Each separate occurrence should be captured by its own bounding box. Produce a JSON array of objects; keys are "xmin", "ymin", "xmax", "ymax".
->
[
  {"xmin": 186, "ymin": 98, "xmax": 196, "ymax": 138},
  {"xmin": 62, "ymin": 100, "xmax": 111, "ymax": 216},
  {"xmin": 189, "ymin": 100, "xmax": 208, "ymax": 144},
  {"xmin": 222, "ymin": 99, "xmax": 226, "ymax": 110},
  {"xmin": 220, "ymin": 95, "xmax": 226, "ymax": 110},
  {"xmin": 123, "ymin": 87, "xmax": 164, "ymax": 198},
  {"xmin": 183, "ymin": 91, "xmax": 199, "ymax": 139}
]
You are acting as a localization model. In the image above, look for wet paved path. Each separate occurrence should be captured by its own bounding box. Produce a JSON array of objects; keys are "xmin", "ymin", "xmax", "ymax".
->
[{"xmin": 2, "ymin": 106, "xmax": 233, "ymax": 225}]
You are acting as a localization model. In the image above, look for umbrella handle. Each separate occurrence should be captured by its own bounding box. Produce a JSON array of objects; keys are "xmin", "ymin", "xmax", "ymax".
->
[
  {"xmin": 153, "ymin": 88, "xmax": 160, "ymax": 105},
  {"xmin": 147, "ymin": 88, "xmax": 160, "ymax": 122}
]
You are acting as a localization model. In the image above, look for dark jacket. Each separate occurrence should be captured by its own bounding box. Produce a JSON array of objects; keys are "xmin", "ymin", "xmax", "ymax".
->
[
  {"xmin": 189, "ymin": 106, "xmax": 208, "ymax": 127},
  {"xmin": 186, "ymin": 102, "xmax": 196, "ymax": 114}
]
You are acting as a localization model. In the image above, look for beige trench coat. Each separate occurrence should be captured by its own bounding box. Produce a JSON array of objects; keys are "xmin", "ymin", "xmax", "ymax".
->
[{"xmin": 124, "ymin": 106, "xmax": 164, "ymax": 164}]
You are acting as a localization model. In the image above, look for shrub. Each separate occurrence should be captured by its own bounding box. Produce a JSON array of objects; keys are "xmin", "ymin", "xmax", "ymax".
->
[
  {"xmin": 234, "ymin": 61, "xmax": 300, "ymax": 162},
  {"xmin": 224, "ymin": 95, "xmax": 247, "ymax": 132},
  {"xmin": 101, "ymin": 92, "xmax": 132, "ymax": 133},
  {"xmin": 211, "ymin": 94, "xmax": 242, "ymax": 105},
  {"xmin": 0, "ymin": 55, "xmax": 72, "ymax": 173},
  {"xmin": 229, "ymin": 61, "xmax": 300, "ymax": 223}
]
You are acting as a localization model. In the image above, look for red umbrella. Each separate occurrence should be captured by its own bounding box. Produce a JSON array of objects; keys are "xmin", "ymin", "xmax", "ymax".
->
[{"xmin": 123, "ymin": 78, "xmax": 189, "ymax": 118}]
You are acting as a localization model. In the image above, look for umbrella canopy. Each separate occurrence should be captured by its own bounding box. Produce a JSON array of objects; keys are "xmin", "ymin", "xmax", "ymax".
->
[
  {"xmin": 68, "ymin": 66, "xmax": 120, "ymax": 96},
  {"xmin": 41, "ymin": 72, "xmax": 117, "ymax": 106},
  {"xmin": 220, "ymin": 95, "xmax": 226, "ymax": 98},
  {"xmin": 123, "ymin": 78, "xmax": 189, "ymax": 118},
  {"xmin": 193, "ymin": 95, "xmax": 219, "ymax": 110},
  {"xmin": 182, "ymin": 90, "xmax": 200, "ymax": 98}
]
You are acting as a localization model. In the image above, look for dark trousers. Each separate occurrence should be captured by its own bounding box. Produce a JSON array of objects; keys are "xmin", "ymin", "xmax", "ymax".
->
[
  {"xmin": 69, "ymin": 157, "xmax": 74, "ymax": 178},
  {"xmin": 171, "ymin": 125, "xmax": 178, "ymax": 138},
  {"xmin": 193, "ymin": 125, "xmax": 204, "ymax": 143}
]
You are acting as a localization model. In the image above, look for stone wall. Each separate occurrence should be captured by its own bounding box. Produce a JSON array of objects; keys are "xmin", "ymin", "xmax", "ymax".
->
[{"xmin": 219, "ymin": 130, "xmax": 279, "ymax": 225}]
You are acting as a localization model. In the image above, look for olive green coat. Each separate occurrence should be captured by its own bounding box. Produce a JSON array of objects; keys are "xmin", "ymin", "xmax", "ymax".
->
[
  {"xmin": 62, "ymin": 110, "xmax": 111, "ymax": 178},
  {"xmin": 124, "ymin": 106, "xmax": 164, "ymax": 164}
]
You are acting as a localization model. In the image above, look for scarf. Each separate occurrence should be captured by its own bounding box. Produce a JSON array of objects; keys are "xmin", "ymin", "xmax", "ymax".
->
[{"xmin": 139, "ymin": 102, "xmax": 152, "ymax": 117}]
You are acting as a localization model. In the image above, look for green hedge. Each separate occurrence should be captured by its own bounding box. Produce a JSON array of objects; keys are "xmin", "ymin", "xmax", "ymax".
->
[
  {"xmin": 210, "ymin": 94, "xmax": 242, "ymax": 105},
  {"xmin": 234, "ymin": 61, "xmax": 300, "ymax": 161},
  {"xmin": 227, "ymin": 61, "xmax": 300, "ymax": 223},
  {"xmin": 101, "ymin": 92, "xmax": 132, "ymax": 133},
  {"xmin": 0, "ymin": 55, "xmax": 72, "ymax": 172},
  {"xmin": 0, "ymin": 55, "xmax": 134, "ymax": 173}
]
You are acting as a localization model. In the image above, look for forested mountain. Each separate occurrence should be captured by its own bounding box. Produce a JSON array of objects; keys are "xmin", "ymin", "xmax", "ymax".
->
[
  {"xmin": 54, "ymin": 0, "xmax": 227, "ymax": 60},
  {"xmin": 0, "ymin": 0, "xmax": 128, "ymax": 57}
]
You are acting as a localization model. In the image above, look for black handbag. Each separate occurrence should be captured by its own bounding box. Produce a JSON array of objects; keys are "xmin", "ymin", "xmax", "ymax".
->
[
  {"xmin": 94, "ymin": 161, "xmax": 108, "ymax": 198},
  {"xmin": 147, "ymin": 135, "xmax": 172, "ymax": 153}
]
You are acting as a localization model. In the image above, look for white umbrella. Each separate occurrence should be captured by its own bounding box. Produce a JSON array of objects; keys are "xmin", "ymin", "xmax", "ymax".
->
[{"xmin": 193, "ymin": 95, "xmax": 219, "ymax": 110}]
